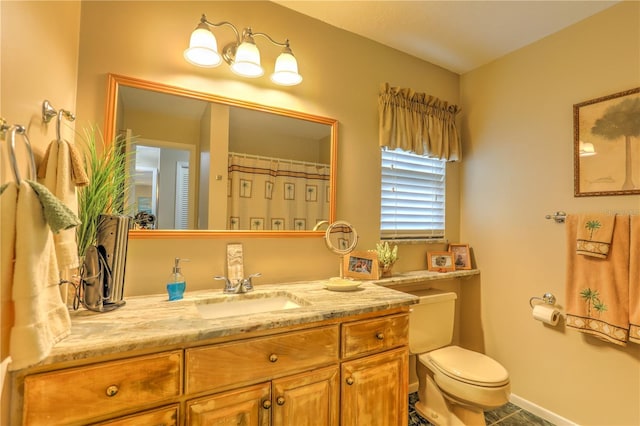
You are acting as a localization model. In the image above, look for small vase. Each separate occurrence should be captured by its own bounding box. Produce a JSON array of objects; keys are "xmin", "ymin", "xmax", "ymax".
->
[{"xmin": 380, "ymin": 263, "xmax": 394, "ymax": 278}]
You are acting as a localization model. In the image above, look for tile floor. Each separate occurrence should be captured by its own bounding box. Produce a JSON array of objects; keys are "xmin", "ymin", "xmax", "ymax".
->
[{"xmin": 409, "ymin": 392, "xmax": 556, "ymax": 426}]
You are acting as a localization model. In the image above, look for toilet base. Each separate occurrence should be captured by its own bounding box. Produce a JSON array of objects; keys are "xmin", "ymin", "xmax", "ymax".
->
[{"xmin": 416, "ymin": 360, "xmax": 487, "ymax": 426}]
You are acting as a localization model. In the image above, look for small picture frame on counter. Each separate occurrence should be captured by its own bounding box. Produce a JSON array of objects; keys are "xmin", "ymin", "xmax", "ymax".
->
[
  {"xmin": 449, "ymin": 243, "xmax": 472, "ymax": 270},
  {"xmin": 427, "ymin": 251, "xmax": 455, "ymax": 273},
  {"xmin": 343, "ymin": 251, "xmax": 379, "ymax": 280}
]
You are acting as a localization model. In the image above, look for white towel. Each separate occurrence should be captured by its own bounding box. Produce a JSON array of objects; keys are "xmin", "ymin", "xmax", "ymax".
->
[
  {"xmin": 38, "ymin": 140, "xmax": 80, "ymax": 269},
  {"xmin": 8, "ymin": 181, "xmax": 71, "ymax": 371},
  {"xmin": 1, "ymin": 184, "xmax": 18, "ymax": 362}
]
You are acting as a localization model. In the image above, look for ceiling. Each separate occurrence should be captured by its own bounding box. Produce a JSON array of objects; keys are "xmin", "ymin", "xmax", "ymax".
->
[{"xmin": 272, "ymin": 1, "xmax": 620, "ymax": 74}]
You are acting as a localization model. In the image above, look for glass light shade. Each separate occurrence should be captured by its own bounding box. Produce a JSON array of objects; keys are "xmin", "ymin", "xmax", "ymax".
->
[
  {"xmin": 230, "ymin": 41, "xmax": 264, "ymax": 77},
  {"xmin": 579, "ymin": 140, "xmax": 596, "ymax": 157},
  {"xmin": 184, "ymin": 24, "xmax": 221, "ymax": 67},
  {"xmin": 271, "ymin": 51, "xmax": 302, "ymax": 86}
]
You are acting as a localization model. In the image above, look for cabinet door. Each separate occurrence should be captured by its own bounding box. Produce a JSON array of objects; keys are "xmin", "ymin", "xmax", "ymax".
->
[
  {"xmin": 272, "ymin": 365, "xmax": 339, "ymax": 426},
  {"xmin": 341, "ymin": 347, "xmax": 408, "ymax": 426},
  {"xmin": 186, "ymin": 382, "xmax": 271, "ymax": 426}
]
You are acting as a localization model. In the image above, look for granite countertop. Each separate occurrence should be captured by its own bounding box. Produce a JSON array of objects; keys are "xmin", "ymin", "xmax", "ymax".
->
[
  {"xmin": 375, "ymin": 269, "xmax": 480, "ymax": 288},
  {"xmin": 45, "ymin": 280, "xmax": 418, "ymax": 367}
]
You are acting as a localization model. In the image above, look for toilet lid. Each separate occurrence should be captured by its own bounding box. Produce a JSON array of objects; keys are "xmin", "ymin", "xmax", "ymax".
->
[{"xmin": 426, "ymin": 346, "xmax": 509, "ymax": 386}]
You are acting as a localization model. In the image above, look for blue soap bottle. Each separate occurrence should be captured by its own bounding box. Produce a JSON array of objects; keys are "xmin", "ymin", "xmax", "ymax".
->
[{"xmin": 167, "ymin": 258, "xmax": 186, "ymax": 301}]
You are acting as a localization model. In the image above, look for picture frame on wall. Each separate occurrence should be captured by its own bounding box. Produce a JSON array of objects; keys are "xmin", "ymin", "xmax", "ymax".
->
[
  {"xmin": 343, "ymin": 251, "xmax": 379, "ymax": 280},
  {"xmin": 449, "ymin": 243, "xmax": 472, "ymax": 270},
  {"xmin": 427, "ymin": 251, "xmax": 455, "ymax": 273},
  {"xmin": 573, "ymin": 87, "xmax": 640, "ymax": 197}
]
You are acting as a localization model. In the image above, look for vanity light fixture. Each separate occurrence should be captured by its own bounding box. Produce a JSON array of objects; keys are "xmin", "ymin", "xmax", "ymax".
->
[{"xmin": 184, "ymin": 14, "xmax": 303, "ymax": 86}]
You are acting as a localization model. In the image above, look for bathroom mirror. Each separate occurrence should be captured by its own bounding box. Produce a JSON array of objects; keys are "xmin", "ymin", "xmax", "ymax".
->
[{"xmin": 104, "ymin": 74, "xmax": 338, "ymax": 238}]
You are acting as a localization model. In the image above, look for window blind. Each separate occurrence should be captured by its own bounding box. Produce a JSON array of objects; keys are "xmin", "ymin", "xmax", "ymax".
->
[{"xmin": 380, "ymin": 148, "xmax": 445, "ymax": 239}]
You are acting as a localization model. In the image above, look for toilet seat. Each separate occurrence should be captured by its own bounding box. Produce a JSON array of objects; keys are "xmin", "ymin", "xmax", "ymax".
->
[{"xmin": 423, "ymin": 346, "xmax": 509, "ymax": 387}]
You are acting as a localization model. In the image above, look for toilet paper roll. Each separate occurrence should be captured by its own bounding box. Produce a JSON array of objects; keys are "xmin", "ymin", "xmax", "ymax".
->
[{"xmin": 532, "ymin": 304, "xmax": 560, "ymax": 326}]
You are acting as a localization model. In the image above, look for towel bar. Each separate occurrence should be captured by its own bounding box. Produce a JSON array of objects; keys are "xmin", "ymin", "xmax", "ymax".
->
[{"xmin": 545, "ymin": 211, "xmax": 566, "ymax": 223}]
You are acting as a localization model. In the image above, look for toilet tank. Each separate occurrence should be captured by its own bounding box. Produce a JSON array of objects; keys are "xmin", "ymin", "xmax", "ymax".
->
[{"xmin": 406, "ymin": 289, "xmax": 457, "ymax": 354}]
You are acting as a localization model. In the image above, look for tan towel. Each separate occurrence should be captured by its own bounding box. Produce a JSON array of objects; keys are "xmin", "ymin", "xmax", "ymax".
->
[
  {"xmin": 37, "ymin": 140, "xmax": 89, "ymax": 187},
  {"xmin": 565, "ymin": 214, "xmax": 630, "ymax": 346},
  {"xmin": 8, "ymin": 181, "xmax": 71, "ymax": 371},
  {"xmin": 37, "ymin": 140, "xmax": 84, "ymax": 270},
  {"xmin": 629, "ymin": 216, "xmax": 640, "ymax": 344},
  {"xmin": 576, "ymin": 214, "xmax": 616, "ymax": 258}
]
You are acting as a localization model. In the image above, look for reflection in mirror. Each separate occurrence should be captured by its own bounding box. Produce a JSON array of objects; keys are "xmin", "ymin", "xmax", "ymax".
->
[{"xmin": 105, "ymin": 74, "xmax": 337, "ymax": 237}]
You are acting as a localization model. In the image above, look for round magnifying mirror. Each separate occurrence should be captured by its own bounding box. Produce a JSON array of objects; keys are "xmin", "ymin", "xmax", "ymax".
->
[{"xmin": 324, "ymin": 220, "xmax": 358, "ymax": 255}]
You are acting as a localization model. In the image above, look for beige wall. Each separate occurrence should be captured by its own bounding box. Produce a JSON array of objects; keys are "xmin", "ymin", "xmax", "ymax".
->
[
  {"xmin": 3, "ymin": 1, "xmax": 638, "ymax": 425},
  {"xmin": 0, "ymin": 2, "xmax": 82, "ymax": 422},
  {"xmin": 460, "ymin": 2, "xmax": 640, "ymax": 425},
  {"xmin": 73, "ymin": 1, "xmax": 460, "ymax": 293}
]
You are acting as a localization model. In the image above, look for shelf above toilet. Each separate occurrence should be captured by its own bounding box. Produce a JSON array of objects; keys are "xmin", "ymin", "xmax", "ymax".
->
[{"xmin": 374, "ymin": 269, "xmax": 480, "ymax": 289}]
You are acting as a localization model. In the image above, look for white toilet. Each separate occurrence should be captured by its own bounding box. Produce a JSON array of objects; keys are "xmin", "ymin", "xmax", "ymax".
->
[{"xmin": 407, "ymin": 289, "xmax": 510, "ymax": 426}]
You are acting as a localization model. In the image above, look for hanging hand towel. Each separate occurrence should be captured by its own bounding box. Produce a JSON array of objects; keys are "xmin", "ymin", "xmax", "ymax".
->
[
  {"xmin": 628, "ymin": 216, "xmax": 640, "ymax": 344},
  {"xmin": 26, "ymin": 180, "xmax": 80, "ymax": 233},
  {"xmin": 565, "ymin": 214, "xmax": 630, "ymax": 346},
  {"xmin": 37, "ymin": 140, "xmax": 85, "ymax": 269},
  {"xmin": 8, "ymin": 181, "xmax": 71, "ymax": 371},
  {"xmin": 37, "ymin": 140, "xmax": 89, "ymax": 186},
  {"xmin": 1, "ymin": 184, "xmax": 18, "ymax": 362},
  {"xmin": 576, "ymin": 214, "xmax": 616, "ymax": 258}
]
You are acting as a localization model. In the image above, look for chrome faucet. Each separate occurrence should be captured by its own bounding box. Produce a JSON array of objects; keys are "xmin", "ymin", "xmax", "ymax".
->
[{"xmin": 215, "ymin": 273, "xmax": 261, "ymax": 294}]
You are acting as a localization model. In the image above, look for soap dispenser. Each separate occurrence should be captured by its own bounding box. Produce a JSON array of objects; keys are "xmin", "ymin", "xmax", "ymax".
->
[{"xmin": 167, "ymin": 258, "xmax": 187, "ymax": 301}]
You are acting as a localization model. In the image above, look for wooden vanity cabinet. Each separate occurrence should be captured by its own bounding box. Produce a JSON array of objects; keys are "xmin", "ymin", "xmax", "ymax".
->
[{"xmin": 17, "ymin": 309, "xmax": 409, "ymax": 425}]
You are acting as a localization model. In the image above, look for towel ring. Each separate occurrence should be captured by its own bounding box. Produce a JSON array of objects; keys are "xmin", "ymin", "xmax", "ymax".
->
[
  {"xmin": 55, "ymin": 108, "xmax": 75, "ymax": 143},
  {"xmin": 42, "ymin": 100, "xmax": 75, "ymax": 143},
  {"xmin": 8, "ymin": 125, "xmax": 37, "ymax": 184}
]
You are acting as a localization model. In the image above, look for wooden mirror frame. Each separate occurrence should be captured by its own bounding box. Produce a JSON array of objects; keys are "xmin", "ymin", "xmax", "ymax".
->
[{"xmin": 104, "ymin": 74, "xmax": 338, "ymax": 239}]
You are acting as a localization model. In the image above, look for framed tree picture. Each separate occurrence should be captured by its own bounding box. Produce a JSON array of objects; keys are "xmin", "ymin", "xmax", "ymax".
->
[{"xmin": 573, "ymin": 87, "xmax": 640, "ymax": 196}]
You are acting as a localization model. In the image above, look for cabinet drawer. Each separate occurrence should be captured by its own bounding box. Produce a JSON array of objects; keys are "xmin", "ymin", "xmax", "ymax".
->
[
  {"xmin": 186, "ymin": 325, "xmax": 339, "ymax": 394},
  {"xmin": 341, "ymin": 314, "xmax": 409, "ymax": 359},
  {"xmin": 93, "ymin": 404, "xmax": 179, "ymax": 426},
  {"xmin": 23, "ymin": 351, "xmax": 182, "ymax": 426}
]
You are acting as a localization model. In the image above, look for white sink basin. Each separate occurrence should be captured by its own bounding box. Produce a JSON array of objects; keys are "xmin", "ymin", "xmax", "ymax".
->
[{"xmin": 196, "ymin": 294, "xmax": 306, "ymax": 319}]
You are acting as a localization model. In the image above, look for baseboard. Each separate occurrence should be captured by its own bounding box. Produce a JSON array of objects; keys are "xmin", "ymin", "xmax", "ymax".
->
[{"xmin": 509, "ymin": 393, "xmax": 578, "ymax": 426}]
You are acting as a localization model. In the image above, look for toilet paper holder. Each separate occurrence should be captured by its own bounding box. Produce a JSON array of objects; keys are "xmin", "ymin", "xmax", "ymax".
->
[{"xmin": 529, "ymin": 292, "xmax": 556, "ymax": 308}]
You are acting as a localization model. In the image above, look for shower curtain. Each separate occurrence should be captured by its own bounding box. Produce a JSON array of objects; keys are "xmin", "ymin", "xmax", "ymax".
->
[{"xmin": 227, "ymin": 153, "xmax": 330, "ymax": 231}]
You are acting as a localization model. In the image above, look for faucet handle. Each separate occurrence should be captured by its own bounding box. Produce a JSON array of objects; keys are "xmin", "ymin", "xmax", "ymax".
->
[
  {"xmin": 214, "ymin": 276, "xmax": 236, "ymax": 293},
  {"xmin": 242, "ymin": 273, "xmax": 261, "ymax": 291}
]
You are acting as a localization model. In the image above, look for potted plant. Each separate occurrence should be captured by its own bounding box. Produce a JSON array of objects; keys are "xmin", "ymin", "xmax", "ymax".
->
[
  {"xmin": 76, "ymin": 125, "xmax": 130, "ymax": 259},
  {"xmin": 375, "ymin": 241, "xmax": 398, "ymax": 278}
]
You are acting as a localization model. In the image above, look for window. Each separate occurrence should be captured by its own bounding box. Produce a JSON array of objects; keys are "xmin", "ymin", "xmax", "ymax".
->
[{"xmin": 380, "ymin": 148, "xmax": 445, "ymax": 239}]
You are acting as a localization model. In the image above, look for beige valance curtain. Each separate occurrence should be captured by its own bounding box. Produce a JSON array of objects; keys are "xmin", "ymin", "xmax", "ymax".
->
[{"xmin": 378, "ymin": 83, "xmax": 462, "ymax": 161}]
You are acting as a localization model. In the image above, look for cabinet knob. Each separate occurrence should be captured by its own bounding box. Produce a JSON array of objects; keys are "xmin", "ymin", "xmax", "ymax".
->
[
  {"xmin": 262, "ymin": 400, "xmax": 272, "ymax": 409},
  {"xmin": 346, "ymin": 377, "xmax": 354, "ymax": 385},
  {"xmin": 376, "ymin": 332, "xmax": 384, "ymax": 340},
  {"xmin": 269, "ymin": 353, "xmax": 278, "ymax": 363},
  {"xmin": 277, "ymin": 396, "xmax": 285, "ymax": 406},
  {"xmin": 105, "ymin": 385, "xmax": 119, "ymax": 397}
]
